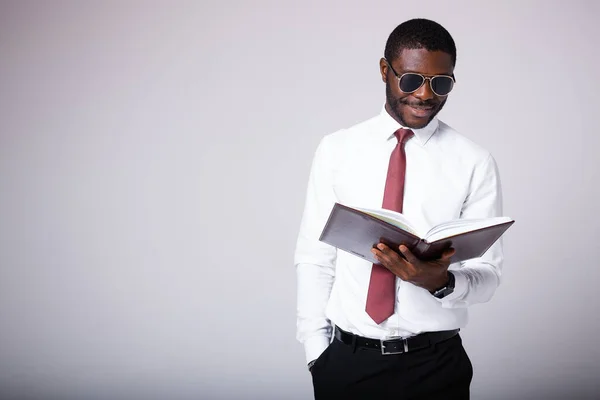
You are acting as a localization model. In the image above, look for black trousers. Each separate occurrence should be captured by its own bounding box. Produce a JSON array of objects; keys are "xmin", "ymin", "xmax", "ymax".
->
[{"xmin": 311, "ymin": 332, "xmax": 473, "ymax": 400}]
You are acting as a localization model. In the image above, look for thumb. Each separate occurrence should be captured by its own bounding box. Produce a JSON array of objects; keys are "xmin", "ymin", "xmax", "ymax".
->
[{"xmin": 440, "ymin": 247, "xmax": 456, "ymax": 260}]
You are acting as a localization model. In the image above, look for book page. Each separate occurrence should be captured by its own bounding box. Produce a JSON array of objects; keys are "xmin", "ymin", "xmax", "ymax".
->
[
  {"xmin": 424, "ymin": 216, "xmax": 514, "ymax": 242},
  {"xmin": 353, "ymin": 206, "xmax": 421, "ymax": 236}
]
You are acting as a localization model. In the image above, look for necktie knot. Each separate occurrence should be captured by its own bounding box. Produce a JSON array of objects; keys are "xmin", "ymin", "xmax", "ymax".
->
[{"xmin": 394, "ymin": 128, "xmax": 414, "ymax": 145}]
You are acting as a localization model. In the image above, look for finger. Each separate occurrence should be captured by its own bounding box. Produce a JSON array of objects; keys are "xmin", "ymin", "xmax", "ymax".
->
[
  {"xmin": 372, "ymin": 244, "xmax": 393, "ymax": 265},
  {"xmin": 371, "ymin": 247, "xmax": 383, "ymax": 262},
  {"xmin": 398, "ymin": 245, "xmax": 419, "ymax": 264},
  {"xmin": 439, "ymin": 247, "xmax": 456, "ymax": 261},
  {"xmin": 371, "ymin": 246, "xmax": 387, "ymax": 261},
  {"xmin": 372, "ymin": 246, "xmax": 407, "ymax": 279},
  {"xmin": 377, "ymin": 243, "xmax": 407, "ymax": 263},
  {"xmin": 375, "ymin": 243, "xmax": 390, "ymax": 252}
]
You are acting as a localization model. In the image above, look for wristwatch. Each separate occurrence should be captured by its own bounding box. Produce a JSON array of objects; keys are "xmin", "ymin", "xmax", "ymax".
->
[{"xmin": 432, "ymin": 271, "xmax": 455, "ymax": 299}]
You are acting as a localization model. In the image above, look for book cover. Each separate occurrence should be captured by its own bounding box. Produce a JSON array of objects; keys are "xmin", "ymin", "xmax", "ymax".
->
[{"xmin": 319, "ymin": 203, "xmax": 514, "ymax": 264}]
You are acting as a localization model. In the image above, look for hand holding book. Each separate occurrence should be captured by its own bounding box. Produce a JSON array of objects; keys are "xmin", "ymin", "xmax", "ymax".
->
[
  {"xmin": 319, "ymin": 203, "xmax": 515, "ymax": 264},
  {"xmin": 371, "ymin": 242, "xmax": 455, "ymax": 292}
]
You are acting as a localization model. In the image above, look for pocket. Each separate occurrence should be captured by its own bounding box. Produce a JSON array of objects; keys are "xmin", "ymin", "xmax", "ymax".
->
[
  {"xmin": 311, "ymin": 340, "xmax": 335, "ymax": 374},
  {"xmin": 461, "ymin": 345, "xmax": 474, "ymax": 384}
]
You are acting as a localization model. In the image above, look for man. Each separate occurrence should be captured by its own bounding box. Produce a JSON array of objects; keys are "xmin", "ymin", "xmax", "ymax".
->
[{"xmin": 294, "ymin": 18, "xmax": 504, "ymax": 399}]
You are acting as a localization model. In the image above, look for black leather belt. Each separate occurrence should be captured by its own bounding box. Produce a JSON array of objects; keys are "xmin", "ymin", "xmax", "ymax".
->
[{"xmin": 334, "ymin": 325, "xmax": 459, "ymax": 355}]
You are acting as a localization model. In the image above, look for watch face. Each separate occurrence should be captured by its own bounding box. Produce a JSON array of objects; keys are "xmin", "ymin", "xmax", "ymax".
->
[
  {"xmin": 434, "ymin": 287, "xmax": 454, "ymax": 299},
  {"xmin": 433, "ymin": 272, "xmax": 455, "ymax": 299}
]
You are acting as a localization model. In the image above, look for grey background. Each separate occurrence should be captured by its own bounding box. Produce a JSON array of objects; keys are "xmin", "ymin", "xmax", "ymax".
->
[{"xmin": 1, "ymin": 0, "xmax": 598, "ymax": 399}]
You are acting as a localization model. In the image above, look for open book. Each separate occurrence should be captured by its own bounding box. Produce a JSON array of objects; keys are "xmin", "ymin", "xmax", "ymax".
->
[{"xmin": 319, "ymin": 203, "xmax": 514, "ymax": 264}]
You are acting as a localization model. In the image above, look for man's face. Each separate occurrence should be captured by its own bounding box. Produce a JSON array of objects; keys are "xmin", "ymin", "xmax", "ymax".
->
[{"xmin": 380, "ymin": 48, "xmax": 454, "ymax": 129}]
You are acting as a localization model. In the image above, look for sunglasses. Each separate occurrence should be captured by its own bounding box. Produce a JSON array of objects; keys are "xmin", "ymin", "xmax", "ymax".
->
[{"xmin": 385, "ymin": 59, "xmax": 455, "ymax": 97}]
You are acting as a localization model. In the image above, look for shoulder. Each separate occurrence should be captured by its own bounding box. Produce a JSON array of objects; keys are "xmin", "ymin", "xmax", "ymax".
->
[
  {"xmin": 435, "ymin": 120, "xmax": 493, "ymax": 164},
  {"xmin": 325, "ymin": 115, "xmax": 379, "ymax": 141},
  {"xmin": 318, "ymin": 114, "xmax": 380, "ymax": 150}
]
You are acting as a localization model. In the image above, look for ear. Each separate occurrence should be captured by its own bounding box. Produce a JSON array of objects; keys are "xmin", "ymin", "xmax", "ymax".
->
[{"xmin": 379, "ymin": 58, "xmax": 388, "ymax": 83}]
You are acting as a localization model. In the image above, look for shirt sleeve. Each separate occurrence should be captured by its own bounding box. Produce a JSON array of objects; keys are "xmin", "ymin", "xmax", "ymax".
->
[
  {"xmin": 437, "ymin": 153, "xmax": 505, "ymax": 308},
  {"xmin": 294, "ymin": 134, "xmax": 338, "ymax": 364}
]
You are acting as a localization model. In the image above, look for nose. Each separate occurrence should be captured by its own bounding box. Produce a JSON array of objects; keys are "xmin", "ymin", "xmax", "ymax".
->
[{"xmin": 412, "ymin": 77, "xmax": 435, "ymax": 101}]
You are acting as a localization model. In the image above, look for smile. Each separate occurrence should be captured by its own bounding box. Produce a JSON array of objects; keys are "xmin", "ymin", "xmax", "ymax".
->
[{"xmin": 407, "ymin": 104, "xmax": 436, "ymax": 118}]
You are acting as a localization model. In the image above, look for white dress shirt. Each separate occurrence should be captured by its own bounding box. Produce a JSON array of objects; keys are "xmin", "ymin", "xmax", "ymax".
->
[{"xmin": 295, "ymin": 106, "xmax": 504, "ymax": 364}]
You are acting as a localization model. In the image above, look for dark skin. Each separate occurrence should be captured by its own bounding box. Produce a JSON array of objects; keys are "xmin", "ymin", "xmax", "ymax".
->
[
  {"xmin": 380, "ymin": 48, "xmax": 453, "ymax": 129},
  {"xmin": 371, "ymin": 244, "xmax": 455, "ymax": 293},
  {"xmin": 372, "ymin": 48, "xmax": 456, "ymax": 292}
]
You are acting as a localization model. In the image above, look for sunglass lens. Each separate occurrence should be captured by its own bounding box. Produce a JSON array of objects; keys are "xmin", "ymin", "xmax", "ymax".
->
[
  {"xmin": 431, "ymin": 76, "xmax": 454, "ymax": 96},
  {"xmin": 399, "ymin": 74, "xmax": 425, "ymax": 93}
]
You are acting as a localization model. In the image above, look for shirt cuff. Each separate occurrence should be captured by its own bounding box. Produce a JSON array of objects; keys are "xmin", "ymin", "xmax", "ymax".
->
[
  {"xmin": 303, "ymin": 335, "xmax": 331, "ymax": 364},
  {"xmin": 437, "ymin": 270, "xmax": 468, "ymax": 307}
]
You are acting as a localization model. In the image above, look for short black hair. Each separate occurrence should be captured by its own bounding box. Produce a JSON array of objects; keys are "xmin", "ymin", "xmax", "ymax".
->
[{"xmin": 384, "ymin": 19, "xmax": 457, "ymax": 66}]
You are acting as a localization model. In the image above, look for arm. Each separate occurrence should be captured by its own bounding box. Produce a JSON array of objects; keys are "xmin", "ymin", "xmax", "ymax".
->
[
  {"xmin": 371, "ymin": 153, "xmax": 504, "ymax": 307},
  {"xmin": 437, "ymin": 153, "xmax": 505, "ymax": 308},
  {"xmin": 295, "ymin": 135, "xmax": 338, "ymax": 365}
]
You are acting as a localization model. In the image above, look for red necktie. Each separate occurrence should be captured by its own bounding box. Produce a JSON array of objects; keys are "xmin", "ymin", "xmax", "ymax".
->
[{"xmin": 365, "ymin": 128, "xmax": 414, "ymax": 324}]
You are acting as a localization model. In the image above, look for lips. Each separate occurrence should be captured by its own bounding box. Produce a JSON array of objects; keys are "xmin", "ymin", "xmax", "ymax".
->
[{"xmin": 408, "ymin": 105, "xmax": 435, "ymax": 118}]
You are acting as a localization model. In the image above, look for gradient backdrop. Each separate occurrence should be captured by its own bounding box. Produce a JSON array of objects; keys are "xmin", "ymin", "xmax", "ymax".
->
[{"xmin": 1, "ymin": 1, "xmax": 599, "ymax": 399}]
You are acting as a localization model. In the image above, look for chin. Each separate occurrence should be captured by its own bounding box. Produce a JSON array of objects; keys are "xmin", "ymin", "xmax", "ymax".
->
[
  {"xmin": 404, "ymin": 120, "xmax": 428, "ymax": 129},
  {"xmin": 400, "ymin": 116, "xmax": 432, "ymax": 130},
  {"xmin": 402, "ymin": 106, "xmax": 442, "ymax": 129}
]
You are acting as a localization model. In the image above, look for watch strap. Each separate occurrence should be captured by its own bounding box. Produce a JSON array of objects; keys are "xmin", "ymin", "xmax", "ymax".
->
[{"xmin": 433, "ymin": 271, "xmax": 455, "ymax": 299}]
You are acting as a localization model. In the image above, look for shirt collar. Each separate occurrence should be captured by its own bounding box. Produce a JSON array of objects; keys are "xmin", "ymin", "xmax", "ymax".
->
[{"xmin": 377, "ymin": 104, "xmax": 439, "ymax": 146}]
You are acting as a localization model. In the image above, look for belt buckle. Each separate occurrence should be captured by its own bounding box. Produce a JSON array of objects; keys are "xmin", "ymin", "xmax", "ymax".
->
[{"xmin": 380, "ymin": 337, "xmax": 409, "ymax": 355}]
